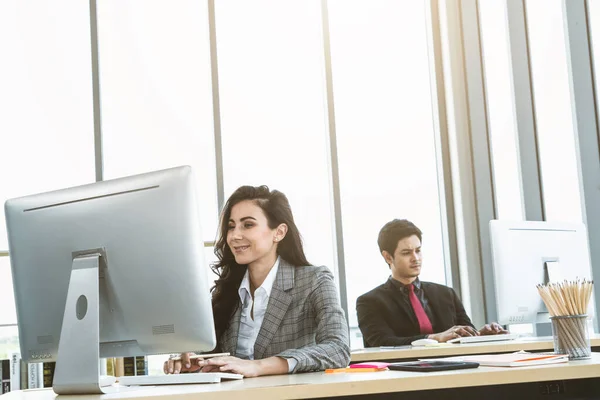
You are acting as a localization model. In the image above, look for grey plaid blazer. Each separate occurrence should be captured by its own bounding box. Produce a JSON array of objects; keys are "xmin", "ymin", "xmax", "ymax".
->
[{"xmin": 219, "ymin": 259, "xmax": 350, "ymax": 372}]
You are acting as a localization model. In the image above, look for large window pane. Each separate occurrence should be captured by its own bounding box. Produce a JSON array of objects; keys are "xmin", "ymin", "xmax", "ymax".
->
[
  {"xmin": 526, "ymin": 0, "xmax": 583, "ymax": 223},
  {"xmin": 479, "ymin": 0, "xmax": 525, "ymax": 220},
  {"xmin": 0, "ymin": 257, "xmax": 17, "ymax": 326},
  {"xmin": 98, "ymin": 0, "xmax": 219, "ymax": 240},
  {"xmin": 0, "ymin": 1, "xmax": 96, "ymax": 249},
  {"xmin": 0, "ymin": 326, "xmax": 19, "ymax": 360},
  {"xmin": 216, "ymin": 1, "xmax": 335, "ymax": 273},
  {"xmin": 590, "ymin": 0, "xmax": 600, "ymax": 127},
  {"xmin": 328, "ymin": 1, "xmax": 446, "ymax": 336}
]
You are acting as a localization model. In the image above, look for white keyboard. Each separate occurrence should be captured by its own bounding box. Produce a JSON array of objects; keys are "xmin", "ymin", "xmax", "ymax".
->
[
  {"xmin": 447, "ymin": 333, "xmax": 519, "ymax": 344},
  {"xmin": 118, "ymin": 372, "xmax": 243, "ymax": 386}
]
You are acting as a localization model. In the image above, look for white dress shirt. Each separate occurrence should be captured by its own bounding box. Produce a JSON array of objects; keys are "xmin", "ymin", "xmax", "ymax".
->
[{"xmin": 236, "ymin": 256, "xmax": 297, "ymax": 372}]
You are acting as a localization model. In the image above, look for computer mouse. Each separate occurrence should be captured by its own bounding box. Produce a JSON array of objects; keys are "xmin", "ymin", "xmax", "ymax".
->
[{"xmin": 411, "ymin": 338, "xmax": 439, "ymax": 346}]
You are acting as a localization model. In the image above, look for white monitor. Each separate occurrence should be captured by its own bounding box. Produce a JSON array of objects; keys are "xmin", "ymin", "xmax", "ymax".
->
[
  {"xmin": 489, "ymin": 220, "xmax": 596, "ymax": 330},
  {"xmin": 4, "ymin": 166, "xmax": 216, "ymax": 394}
]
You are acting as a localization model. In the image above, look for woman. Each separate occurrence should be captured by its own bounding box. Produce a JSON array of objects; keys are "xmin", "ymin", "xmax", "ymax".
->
[{"xmin": 164, "ymin": 185, "xmax": 350, "ymax": 377}]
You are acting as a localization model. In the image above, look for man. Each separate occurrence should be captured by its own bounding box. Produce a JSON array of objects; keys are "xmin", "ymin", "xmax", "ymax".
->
[{"xmin": 357, "ymin": 219, "xmax": 507, "ymax": 347}]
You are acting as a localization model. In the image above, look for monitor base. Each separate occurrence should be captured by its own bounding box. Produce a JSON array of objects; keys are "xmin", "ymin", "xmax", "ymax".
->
[{"xmin": 53, "ymin": 251, "xmax": 108, "ymax": 395}]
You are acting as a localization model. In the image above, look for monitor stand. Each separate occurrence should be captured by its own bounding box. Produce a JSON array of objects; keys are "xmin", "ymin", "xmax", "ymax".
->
[
  {"xmin": 53, "ymin": 250, "xmax": 111, "ymax": 395},
  {"xmin": 532, "ymin": 260, "xmax": 559, "ymax": 337},
  {"xmin": 533, "ymin": 312, "xmax": 553, "ymax": 337}
]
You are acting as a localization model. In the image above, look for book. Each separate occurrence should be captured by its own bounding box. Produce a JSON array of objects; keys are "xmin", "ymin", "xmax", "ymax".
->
[
  {"xmin": 1, "ymin": 359, "xmax": 10, "ymax": 394},
  {"xmin": 9, "ymin": 353, "xmax": 21, "ymax": 392},
  {"xmin": 135, "ymin": 356, "xmax": 147, "ymax": 375},
  {"xmin": 27, "ymin": 362, "xmax": 43, "ymax": 389},
  {"xmin": 43, "ymin": 362, "xmax": 56, "ymax": 388},
  {"xmin": 115, "ymin": 357, "xmax": 125, "ymax": 377},
  {"xmin": 106, "ymin": 358, "xmax": 115, "ymax": 376},
  {"xmin": 19, "ymin": 359, "xmax": 27, "ymax": 389},
  {"xmin": 123, "ymin": 357, "xmax": 136, "ymax": 376},
  {"xmin": 462, "ymin": 352, "xmax": 569, "ymax": 367},
  {"xmin": 122, "ymin": 356, "xmax": 148, "ymax": 376}
]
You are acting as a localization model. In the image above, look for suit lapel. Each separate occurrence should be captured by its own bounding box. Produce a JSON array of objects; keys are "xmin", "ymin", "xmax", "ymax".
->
[
  {"xmin": 220, "ymin": 301, "xmax": 242, "ymax": 355},
  {"xmin": 253, "ymin": 259, "xmax": 294, "ymax": 359},
  {"xmin": 421, "ymin": 282, "xmax": 441, "ymax": 330},
  {"xmin": 385, "ymin": 279, "xmax": 418, "ymax": 328}
]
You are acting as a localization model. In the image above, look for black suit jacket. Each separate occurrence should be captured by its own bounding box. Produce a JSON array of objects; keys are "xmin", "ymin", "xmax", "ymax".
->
[{"xmin": 356, "ymin": 279, "xmax": 474, "ymax": 347}]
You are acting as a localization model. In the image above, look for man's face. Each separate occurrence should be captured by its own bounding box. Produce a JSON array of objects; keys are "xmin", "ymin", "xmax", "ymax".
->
[{"xmin": 383, "ymin": 235, "xmax": 422, "ymax": 284}]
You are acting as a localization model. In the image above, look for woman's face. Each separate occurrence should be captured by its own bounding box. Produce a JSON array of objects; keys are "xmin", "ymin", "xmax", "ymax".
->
[{"xmin": 226, "ymin": 200, "xmax": 281, "ymax": 268}]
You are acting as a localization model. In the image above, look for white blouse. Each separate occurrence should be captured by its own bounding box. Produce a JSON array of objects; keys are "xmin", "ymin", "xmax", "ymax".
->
[{"xmin": 236, "ymin": 256, "xmax": 296, "ymax": 372}]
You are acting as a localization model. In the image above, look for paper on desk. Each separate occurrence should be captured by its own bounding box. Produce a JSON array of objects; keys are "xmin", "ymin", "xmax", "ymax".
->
[
  {"xmin": 462, "ymin": 352, "xmax": 568, "ymax": 367},
  {"xmin": 419, "ymin": 352, "xmax": 568, "ymax": 367}
]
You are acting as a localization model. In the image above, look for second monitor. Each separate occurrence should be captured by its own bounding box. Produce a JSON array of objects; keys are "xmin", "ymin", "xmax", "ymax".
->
[{"xmin": 489, "ymin": 220, "xmax": 596, "ymax": 332}]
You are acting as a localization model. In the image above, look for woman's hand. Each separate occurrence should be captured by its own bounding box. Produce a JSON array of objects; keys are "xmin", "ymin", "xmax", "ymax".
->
[
  {"xmin": 163, "ymin": 352, "xmax": 202, "ymax": 374},
  {"xmin": 479, "ymin": 322, "xmax": 509, "ymax": 335},
  {"xmin": 198, "ymin": 356, "xmax": 262, "ymax": 377},
  {"xmin": 429, "ymin": 325, "xmax": 479, "ymax": 343}
]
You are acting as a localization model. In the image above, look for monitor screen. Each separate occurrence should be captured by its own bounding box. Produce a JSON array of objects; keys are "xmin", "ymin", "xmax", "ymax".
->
[
  {"xmin": 5, "ymin": 166, "xmax": 216, "ymax": 393},
  {"xmin": 489, "ymin": 220, "xmax": 596, "ymax": 328}
]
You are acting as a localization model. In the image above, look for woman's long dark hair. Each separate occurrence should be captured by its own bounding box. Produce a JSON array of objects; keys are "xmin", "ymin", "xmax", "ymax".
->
[{"xmin": 211, "ymin": 185, "xmax": 311, "ymax": 344}]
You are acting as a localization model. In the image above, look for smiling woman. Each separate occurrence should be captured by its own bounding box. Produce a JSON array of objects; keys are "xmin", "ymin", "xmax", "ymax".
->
[{"xmin": 164, "ymin": 185, "xmax": 350, "ymax": 377}]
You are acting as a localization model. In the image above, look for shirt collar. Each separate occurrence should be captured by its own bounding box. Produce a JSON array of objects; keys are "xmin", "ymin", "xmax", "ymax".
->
[
  {"xmin": 238, "ymin": 256, "xmax": 281, "ymax": 301},
  {"xmin": 389, "ymin": 276, "xmax": 421, "ymax": 292}
]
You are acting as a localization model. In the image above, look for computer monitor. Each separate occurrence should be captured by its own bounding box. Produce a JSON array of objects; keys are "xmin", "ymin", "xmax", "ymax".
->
[
  {"xmin": 4, "ymin": 166, "xmax": 216, "ymax": 394},
  {"xmin": 489, "ymin": 220, "xmax": 596, "ymax": 332}
]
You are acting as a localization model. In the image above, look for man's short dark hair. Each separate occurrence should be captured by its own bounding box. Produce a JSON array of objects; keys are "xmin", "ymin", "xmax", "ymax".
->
[{"xmin": 377, "ymin": 219, "xmax": 423, "ymax": 256}]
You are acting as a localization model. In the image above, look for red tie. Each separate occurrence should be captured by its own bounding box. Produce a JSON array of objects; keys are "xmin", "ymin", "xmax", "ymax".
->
[{"xmin": 408, "ymin": 284, "xmax": 433, "ymax": 334}]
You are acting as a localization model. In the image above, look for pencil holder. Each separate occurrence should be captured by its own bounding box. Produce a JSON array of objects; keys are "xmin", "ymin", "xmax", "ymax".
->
[{"xmin": 550, "ymin": 314, "xmax": 591, "ymax": 360}]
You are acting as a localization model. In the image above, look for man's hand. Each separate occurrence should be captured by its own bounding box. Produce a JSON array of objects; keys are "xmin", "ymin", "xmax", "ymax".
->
[
  {"xmin": 429, "ymin": 325, "xmax": 479, "ymax": 343},
  {"xmin": 198, "ymin": 356, "xmax": 262, "ymax": 377},
  {"xmin": 479, "ymin": 322, "xmax": 508, "ymax": 335}
]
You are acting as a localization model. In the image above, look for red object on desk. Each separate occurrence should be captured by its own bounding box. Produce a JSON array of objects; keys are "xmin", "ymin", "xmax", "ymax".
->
[
  {"xmin": 349, "ymin": 362, "xmax": 390, "ymax": 369},
  {"xmin": 325, "ymin": 362, "xmax": 390, "ymax": 374}
]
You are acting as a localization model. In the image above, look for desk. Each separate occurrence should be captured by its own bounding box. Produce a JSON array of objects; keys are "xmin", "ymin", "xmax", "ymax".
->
[
  {"xmin": 351, "ymin": 333, "xmax": 600, "ymax": 362},
  {"xmin": 4, "ymin": 353, "xmax": 600, "ymax": 400}
]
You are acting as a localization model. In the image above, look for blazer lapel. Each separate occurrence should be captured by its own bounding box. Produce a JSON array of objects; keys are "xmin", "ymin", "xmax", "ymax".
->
[
  {"xmin": 385, "ymin": 279, "xmax": 418, "ymax": 328},
  {"xmin": 421, "ymin": 282, "xmax": 441, "ymax": 330},
  {"xmin": 220, "ymin": 301, "xmax": 242, "ymax": 355},
  {"xmin": 253, "ymin": 259, "xmax": 294, "ymax": 359}
]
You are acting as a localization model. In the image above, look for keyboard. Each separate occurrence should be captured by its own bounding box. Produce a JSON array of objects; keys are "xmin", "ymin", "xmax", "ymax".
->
[
  {"xmin": 118, "ymin": 372, "xmax": 244, "ymax": 386},
  {"xmin": 447, "ymin": 333, "xmax": 519, "ymax": 344}
]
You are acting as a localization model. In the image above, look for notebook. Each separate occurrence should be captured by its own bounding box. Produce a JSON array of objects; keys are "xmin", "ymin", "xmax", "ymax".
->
[{"xmin": 388, "ymin": 360, "xmax": 480, "ymax": 372}]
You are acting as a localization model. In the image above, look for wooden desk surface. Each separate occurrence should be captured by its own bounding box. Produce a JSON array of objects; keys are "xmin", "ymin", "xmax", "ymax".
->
[
  {"xmin": 350, "ymin": 334, "xmax": 600, "ymax": 362},
  {"xmin": 4, "ymin": 353, "xmax": 600, "ymax": 400}
]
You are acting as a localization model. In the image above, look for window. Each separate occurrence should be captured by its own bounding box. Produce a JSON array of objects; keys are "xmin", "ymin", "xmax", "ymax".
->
[
  {"xmin": 215, "ymin": 0, "xmax": 336, "ymax": 272},
  {"xmin": 0, "ymin": 1, "xmax": 96, "ymax": 249},
  {"xmin": 525, "ymin": 0, "xmax": 583, "ymax": 223},
  {"xmin": 478, "ymin": 0, "xmax": 525, "ymax": 220},
  {"xmin": 97, "ymin": 0, "xmax": 219, "ymax": 240},
  {"xmin": 1, "ymin": 0, "xmax": 461, "ymax": 357},
  {"xmin": 0, "ymin": 1, "xmax": 96, "ymax": 356},
  {"xmin": 0, "ymin": 257, "xmax": 16, "ymax": 326},
  {"xmin": 0, "ymin": 257, "xmax": 19, "ymax": 358},
  {"xmin": 328, "ymin": 1, "xmax": 447, "ymax": 342}
]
